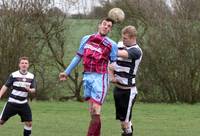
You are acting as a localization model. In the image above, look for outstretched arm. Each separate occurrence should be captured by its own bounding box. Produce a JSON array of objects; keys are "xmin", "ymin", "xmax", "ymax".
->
[
  {"xmin": 59, "ymin": 55, "xmax": 82, "ymax": 81},
  {"xmin": 0, "ymin": 85, "xmax": 8, "ymax": 99},
  {"xmin": 59, "ymin": 35, "xmax": 90, "ymax": 81}
]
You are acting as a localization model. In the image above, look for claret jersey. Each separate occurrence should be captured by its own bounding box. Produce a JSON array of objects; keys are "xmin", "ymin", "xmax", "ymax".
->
[{"xmin": 77, "ymin": 33, "xmax": 118, "ymax": 73}]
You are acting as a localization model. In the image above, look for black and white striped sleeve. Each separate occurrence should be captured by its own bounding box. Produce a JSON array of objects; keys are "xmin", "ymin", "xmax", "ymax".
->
[
  {"xmin": 30, "ymin": 76, "xmax": 36, "ymax": 89},
  {"xmin": 127, "ymin": 48, "xmax": 142, "ymax": 60},
  {"xmin": 5, "ymin": 74, "xmax": 14, "ymax": 88}
]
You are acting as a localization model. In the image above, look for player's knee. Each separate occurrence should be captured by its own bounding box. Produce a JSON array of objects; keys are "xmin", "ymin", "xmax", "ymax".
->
[
  {"xmin": 25, "ymin": 121, "xmax": 32, "ymax": 127},
  {"xmin": 90, "ymin": 107, "xmax": 98, "ymax": 115},
  {"xmin": 90, "ymin": 103, "xmax": 101, "ymax": 115}
]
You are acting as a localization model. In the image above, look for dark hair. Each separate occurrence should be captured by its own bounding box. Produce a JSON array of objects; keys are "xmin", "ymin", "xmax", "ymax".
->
[
  {"xmin": 99, "ymin": 17, "xmax": 115, "ymax": 25},
  {"xmin": 19, "ymin": 56, "xmax": 29, "ymax": 63}
]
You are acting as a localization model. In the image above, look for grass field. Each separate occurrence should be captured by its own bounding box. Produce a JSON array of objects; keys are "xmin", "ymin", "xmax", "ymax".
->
[{"xmin": 0, "ymin": 101, "xmax": 200, "ymax": 136}]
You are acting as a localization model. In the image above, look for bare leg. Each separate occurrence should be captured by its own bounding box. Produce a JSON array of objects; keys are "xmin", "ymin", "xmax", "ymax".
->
[
  {"xmin": 121, "ymin": 121, "xmax": 133, "ymax": 136},
  {"xmin": 24, "ymin": 121, "xmax": 32, "ymax": 136}
]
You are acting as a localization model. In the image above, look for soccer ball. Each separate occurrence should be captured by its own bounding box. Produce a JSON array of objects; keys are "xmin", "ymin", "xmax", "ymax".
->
[{"xmin": 108, "ymin": 8, "xmax": 125, "ymax": 23}]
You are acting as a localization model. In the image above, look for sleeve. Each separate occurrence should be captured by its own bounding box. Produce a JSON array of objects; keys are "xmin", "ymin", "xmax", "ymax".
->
[
  {"xmin": 64, "ymin": 35, "xmax": 90, "ymax": 75},
  {"xmin": 109, "ymin": 41, "xmax": 118, "ymax": 62},
  {"xmin": 30, "ymin": 76, "xmax": 36, "ymax": 89},
  {"xmin": 64, "ymin": 55, "xmax": 82, "ymax": 75},
  {"xmin": 127, "ymin": 48, "xmax": 142, "ymax": 60},
  {"xmin": 76, "ymin": 35, "xmax": 90, "ymax": 57},
  {"xmin": 5, "ymin": 74, "xmax": 14, "ymax": 88}
]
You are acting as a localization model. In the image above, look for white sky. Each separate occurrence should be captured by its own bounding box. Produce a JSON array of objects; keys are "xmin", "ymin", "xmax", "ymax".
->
[
  {"xmin": 53, "ymin": 0, "xmax": 101, "ymax": 14},
  {"xmin": 54, "ymin": 0, "xmax": 173, "ymax": 14},
  {"xmin": 0, "ymin": 0, "xmax": 172, "ymax": 14}
]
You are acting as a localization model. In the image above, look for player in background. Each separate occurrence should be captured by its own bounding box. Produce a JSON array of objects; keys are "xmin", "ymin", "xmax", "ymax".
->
[
  {"xmin": 109, "ymin": 26, "xmax": 143, "ymax": 136},
  {"xmin": 0, "ymin": 57, "xmax": 36, "ymax": 136},
  {"xmin": 59, "ymin": 17, "xmax": 118, "ymax": 136}
]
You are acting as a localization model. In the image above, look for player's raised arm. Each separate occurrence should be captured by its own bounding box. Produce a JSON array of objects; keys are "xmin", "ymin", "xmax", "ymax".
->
[
  {"xmin": 59, "ymin": 54, "xmax": 82, "ymax": 81},
  {"xmin": 59, "ymin": 35, "xmax": 90, "ymax": 81}
]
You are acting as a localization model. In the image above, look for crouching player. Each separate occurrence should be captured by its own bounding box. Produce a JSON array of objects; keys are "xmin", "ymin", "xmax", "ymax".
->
[{"xmin": 0, "ymin": 57, "xmax": 36, "ymax": 136}]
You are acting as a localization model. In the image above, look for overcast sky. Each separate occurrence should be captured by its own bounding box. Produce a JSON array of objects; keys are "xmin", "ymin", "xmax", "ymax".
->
[
  {"xmin": 53, "ymin": 0, "xmax": 101, "ymax": 14},
  {"xmin": 53, "ymin": 0, "xmax": 172, "ymax": 14}
]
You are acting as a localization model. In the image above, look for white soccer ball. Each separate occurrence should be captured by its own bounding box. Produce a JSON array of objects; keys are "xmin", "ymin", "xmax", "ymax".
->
[{"xmin": 108, "ymin": 8, "xmax": 125, "ymax": 23}]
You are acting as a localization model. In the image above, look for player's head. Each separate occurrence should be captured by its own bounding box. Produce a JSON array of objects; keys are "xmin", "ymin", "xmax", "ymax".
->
[
  {"xmin": 98, "ymin": 17, "xmax": 114, "ymax": 36},
  {"xmin": 121, "ymin": 25, "xmax": 137, "ymax": 47},
  {"xmin": 18, "ymin": 56, "xmax": 29, "ymax": 72}
]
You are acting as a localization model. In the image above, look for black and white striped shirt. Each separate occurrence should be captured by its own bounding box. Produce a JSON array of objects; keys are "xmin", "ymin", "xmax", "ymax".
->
[
  {"xmin": 5, "ymin": 70, "xmax": 36, "ymax": 104},
  {"xmin": 113, "ymin": 42, "xmax": 142, "ymax": 91}
]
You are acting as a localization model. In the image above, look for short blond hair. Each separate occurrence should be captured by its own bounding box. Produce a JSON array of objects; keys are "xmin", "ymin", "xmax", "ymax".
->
[
  {"xmin": 19, "ymin": 56, "xmax": 29, "ymax": 63},
  {"xmin": 121, "ymin": 25, "xmax": 137, "ymax": 37}
]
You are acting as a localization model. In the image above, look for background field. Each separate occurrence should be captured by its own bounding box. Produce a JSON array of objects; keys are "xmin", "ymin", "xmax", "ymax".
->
[{"xmin": 0, "ymin": 101, "xmax": 200, "ymax": 136}]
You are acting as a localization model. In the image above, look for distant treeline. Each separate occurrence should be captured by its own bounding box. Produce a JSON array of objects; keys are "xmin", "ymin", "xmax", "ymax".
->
[{"xmin": 0, "ymin": 0, "xmax": 199, "ymax": 103}]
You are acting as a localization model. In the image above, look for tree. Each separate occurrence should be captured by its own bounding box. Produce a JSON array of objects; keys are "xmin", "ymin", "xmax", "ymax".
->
[
  {"xmin": 0, "ymin": 0, "xmax": 42, "ymax": 87},
  {"xmin": 90, "ymin": 0, "xmax": 200, "ymax": 103},
  {"xmin": 0, "ymin": 0, "xmax": 84, "ymax": 101},
  {"xmin": 134, "ymin": 0, "xmax": 200, "ymax": 103}
]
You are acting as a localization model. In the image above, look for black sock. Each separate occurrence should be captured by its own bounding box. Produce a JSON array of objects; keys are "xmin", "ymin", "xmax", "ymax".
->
[
  {"xmin": 24, "ymin": 129, "xmax": 31, "ymax": 136},
  {"xmin": 121, "ymin": 132, "xmax": 132, "ymax": 136}
]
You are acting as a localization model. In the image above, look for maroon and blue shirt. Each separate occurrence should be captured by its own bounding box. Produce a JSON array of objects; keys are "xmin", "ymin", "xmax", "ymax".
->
[{"xmin": 77, "ymin": 33, "xmax": 118, "ymax": 73}]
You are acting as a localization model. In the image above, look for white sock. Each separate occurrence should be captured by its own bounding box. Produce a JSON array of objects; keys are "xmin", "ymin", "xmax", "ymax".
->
[{"xmin": 24, "ymin": 125, "xmax": 32, "ymax": 130}]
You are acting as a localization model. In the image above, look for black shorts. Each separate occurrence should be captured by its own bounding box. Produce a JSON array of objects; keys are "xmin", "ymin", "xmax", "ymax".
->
[
  {"xmin": 0, "ymin": 102, "xmax": 32, "ymax": 122},
  {"xmin": 113, "ymin": 87, "xmax": 137, "ymax": 122}
]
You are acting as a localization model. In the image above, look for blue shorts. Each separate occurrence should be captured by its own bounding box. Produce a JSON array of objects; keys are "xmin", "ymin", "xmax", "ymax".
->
[{"xmin": 83, "ymin": 72, "xmax": 109, "ymax": 105}]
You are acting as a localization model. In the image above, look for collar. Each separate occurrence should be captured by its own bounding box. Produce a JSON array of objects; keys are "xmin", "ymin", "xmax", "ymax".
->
[{"xmin": 19, "ymin": 70, "xmax": 28, "ymax": 75}]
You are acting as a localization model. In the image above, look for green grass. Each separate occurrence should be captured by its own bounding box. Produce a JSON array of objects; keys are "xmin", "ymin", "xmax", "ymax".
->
[{"xmin": 0, "ymin": 101, "xmax": 200, "ymax": 136}]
